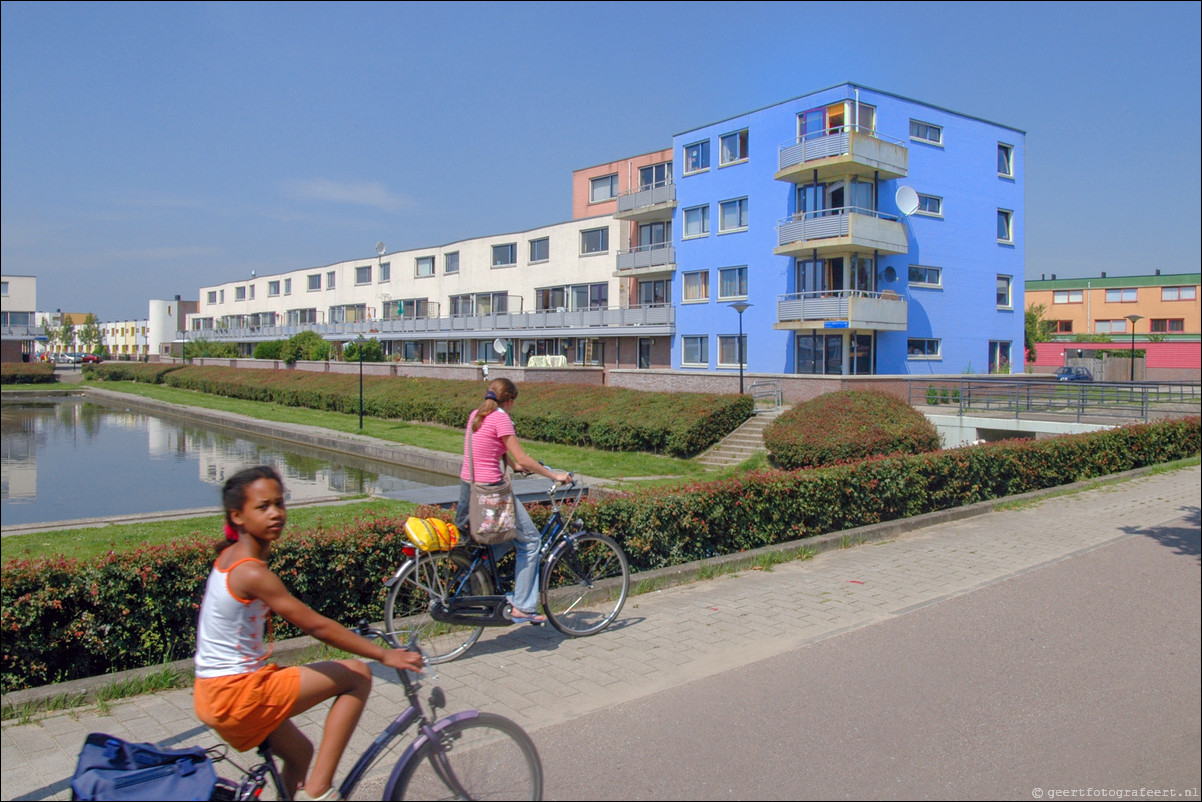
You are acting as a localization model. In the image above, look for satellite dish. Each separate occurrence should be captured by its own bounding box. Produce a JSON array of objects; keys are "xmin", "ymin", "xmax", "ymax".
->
[
  {"xmin": 375, "ymin": 241, "xmax": 386, "ymax": 256},
  {"xmin": 493, "ymin": 338, "xmax": 507, "ymax": 355},
  {"xmin": 895, "ymin": 186, "xmax": 919, "ymax": 216}
]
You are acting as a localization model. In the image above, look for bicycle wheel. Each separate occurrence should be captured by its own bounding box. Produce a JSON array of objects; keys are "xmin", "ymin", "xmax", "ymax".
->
[
  {"xmin": 384, "ymin": 550, "xmax": 492, "ymax": 664},
  {"xmin": 390, "ymin": 713, "xmax": 542, "ymax": 801},
  {"xmin": 540, "ymin": 532, "xmax": 630, "ymax": 637}
]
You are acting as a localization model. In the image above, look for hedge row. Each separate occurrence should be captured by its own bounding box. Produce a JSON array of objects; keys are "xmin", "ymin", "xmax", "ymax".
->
[
  {"xmin": 85, "ymin": 362, "xmax": 185, "ymax": 383},
  {"xmin": 0, "ymin": 363, "xmax": 57, "ymax": 384},
  {"xmin": 135, "ymin": 366, "xmax": 752, "ymax": 457},
  {"xmin": 2, "ymin": 416, "xmax": 1196, "ymax": 692},
  {"xmin": 763, "ymin": 390, "xmax": 941, "ymax": 469}
]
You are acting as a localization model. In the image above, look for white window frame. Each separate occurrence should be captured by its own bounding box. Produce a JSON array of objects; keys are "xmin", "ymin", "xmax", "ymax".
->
[
  {"xmin": 718, "ymin": 266, "xmax": 748, "ymax": 300},
  {"xmin": 1054, "ymin": 290, "xmax": 1083, "ymax": 304},
  {"xmin": 207, "ymin": 291, "xmax": 217, "ymax": 304},
  {"xmin": 1162, "ymin": 286, "xmax": 1196, "ymax": 301},
  {"xmin": 997, "ymin": 209, "xmax": 1014, "ymax": 243},
  {"xmin": 235, "ymin": 286, "xmax": 246, "ymax": 301},
  {"xmin": 684, "ymin": 140, "xmax": 710, "ymax": 174},
  {"xmin": 997, "ymin": 275, "xmax": 1012, "ymax": 309},
  {"xmin": 284, "ymin": 278, "xmax": 292, "ymax": 295},
  {"xmin": 580, "ymin": 227, "xmax": 609, "ymax": 255},
  {"xmin": 491, "ymin": 243, "xmax": 517, "ymax": 268},
  {"xmin": 717, "ymin": 334, "xmax": 747, "ymax": 367},
  {"xmin": 682, "ymin": 271, "xmax": 709, "ymax": 303},
  {"xmin": 909, "ymin": 119, "xmax": 942, "ymax": 145},
  {"xmin": 589, "ymin": 174, "xmax": 618, "ymax": 204},
  {"xmin": 355, "ymin": 265, "xmax": 372, "ymax": 285},
  {"xmin": 529, "ymin": 237, "xmax": 549, "ymax": 263},
  {"xmin": 909, "ymin": 265, "xmax": 942, "ymax": 288},
  {"xmin": 998, "ymin": 143, "xmax": 1014, "ymax": 177},
  {"xmin": 719, "ymin": 129, "xmax": 749, "ymax": 166},
  {"xmin": 444, "ymin": 252, "xmax": 460, "ymax": 274},
  {"xmin": 1105, "ymin": 288, "xmax": 1138, "ymax": 303},
  {"xmin": 682, "ymin": 335, "xmax": 709, "ymax": 367},
  {"xmin": 907, "ymin": 338, "xmax": 941, "ymax": 359},
  {"xmin": 415, "ymin": 256, "xmax": 435, "ymax": 278},
  {"xmin": 378, "ymin": 263, "xmax": 390, "ymax": 283},
  {"xmin": 268, "ymin": 280, "xmax": 281, "ymax": 297},
  {"xmin": 718, "ymin": 197, "xmax": 749, "ymax": 233},
  {"xmin": 683, "ymin": 204, "xmax": 709, "ymax": 239},
  {"xmin": 326, "ymin": 271, "xmax": 336, "ymax": 290},
  {"xmin": 915, "ymin": 193, "xmax": 943, "ymax": 217}
]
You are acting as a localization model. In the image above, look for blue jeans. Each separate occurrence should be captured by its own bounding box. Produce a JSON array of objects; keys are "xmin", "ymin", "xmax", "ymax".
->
[{"xmin": 456, "ymin": 480, "xmax": 541, "ymax": 613}]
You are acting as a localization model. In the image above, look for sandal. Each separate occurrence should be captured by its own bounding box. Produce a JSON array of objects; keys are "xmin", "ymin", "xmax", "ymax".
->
[{"xmin": 506, "ymin": 606, "xmax": 547, "ymax": 625}]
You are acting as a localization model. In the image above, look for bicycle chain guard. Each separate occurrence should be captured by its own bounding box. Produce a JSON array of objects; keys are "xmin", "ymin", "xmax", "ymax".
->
[{"xmin": 429, "ymin": 595, "xmax": 512, "ymax": 627}]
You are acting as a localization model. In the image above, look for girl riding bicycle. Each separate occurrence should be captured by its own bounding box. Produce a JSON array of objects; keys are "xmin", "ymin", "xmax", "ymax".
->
[
  {"xmin": 193, "ymin": 465, "xmax": 422, "ymax": 801},
  {"xmin": 457, "ymin": 378, "xmax": 569, "ymax": 624}
]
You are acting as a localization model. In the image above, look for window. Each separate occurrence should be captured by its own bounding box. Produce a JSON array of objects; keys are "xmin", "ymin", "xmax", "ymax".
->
[
  {"xmin": 684, "ymin": 140, "xmax": 709, "ymax": 173},
  {"xmin": 219, "ymin": 290, "xmax": 225, "ymax": 303},
  {"xmin": 639, "ymin": 161, "xmax": 672, "ymax": 189},
  {"xmin": 909, "ymin": 265, "xmax": 942, "ymax": 287},
  {"xmin": 268, "ymin": 281, "xmax": 280, "ymax": 297},
  {"xmin": 717, "ymin": 335, "xmax": 747, "ymax": 367},
  {"xmin": 719, "ymin": 129, "xmax": 748, "ymax": 165},
  {"xmin": 916, "ymin": 194, "xmax": 942, "ymax": 216},
  {"xmin": 683, "ymin": 336, "xmax": 708, "ymax": 366},
  {"xmin": 988, "ymin": 341, "xmax": 1012, "ymax": 374},
  {"xmin": 378, "ymin": 262, "xmax": 390, "ymax": 283},
  {"xmin": 207, "ymin": 291, "xmax": 217, "ymax": 304},
  {"xmin": 250, "ymin": 285, "xmax": 255, "ymax": 300},
  {"xmin": 0, "ymin": 281, "xmax": 6, "ymax": 296},
  {"xmin": 998, "ymin": 143, "xmax": 1014, "ymax": 177},
  {"xmin": 326, "ymin": 271, "xmax": 336, "ymax": 289},
  {"xmin": 909, "ymin": 119, "xmax": 942, "ymax": 145},
  {"xmin": 415, "ymin": 256, "xmax": 435, "ymax": 277},
  {"xmin": 682, "ymin": 271, "xmax": 709, "ymax": 302},
  {"xmin": 997, "ymin": 275, "xmax": 1012, "ymax": 308},
  {"xmin": 492, "ymin": 244, "xmax": 516, "ymax": 267},
  {"xmin": 235, "ymin": 286, "xmax": 246, "ymax": 301},
  {"xmin": 1054, "ymin": 290, "xmax": 1083, "ymax": 304},
  {"xmin": 444, "ymin": 252, "xmax": 459, "ymax": 274},
  {"xmin": 1095, "ymin": 319, "xmax": 1128, "ymax": 334},
  {"xmin": 1151, "ymin": 319, "xmax": 1185, "ymax": 333},
  {"xmin": 718, "ymin": 266, "xmax": 748, "ymax": 300},
  {"xmin": 284, "ymin": 278, "xmax": 292, "ymax": 295},
  {"xmin": 1162, "ymin": 286, "xmax": 1197, "ymax": 301},
  {"xmin": 908, "ymin": 338, "xmax": 941, "ymax": 358},
  {"xmin": 580, "ymin": 227, "xmax": 609, "ymax": 255},
  {"xmin": 997, "ymin": 209, "xmax": 1013, "ymax": 242},
  {"xmin": 355, "ymin": 266, "xmax": 372, "ymax": 285},
  {"xmin": 1105, "ymin": 288, "xmax": 1138, "ymax": 303},
  {"xmin": 529, "ymin": 237, "xmax": 549, "ymax": 263},
  {"xmin": 589, "ymin": 174, "xmax": 618, "ymax": 203},
  {"xmin": 719, "ymin": 198, "xmax": 749, "ymax": 232},
  {"xmin": 683, "ymin": 205, "xmax": 709, "ymax": 238},
  {"xmin": 287, "ymin": 308, "xmax": 318, "ymax": 325}
]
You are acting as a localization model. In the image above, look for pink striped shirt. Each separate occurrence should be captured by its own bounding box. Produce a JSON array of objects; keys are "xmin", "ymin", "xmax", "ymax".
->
[{"xmin": 460, "ymin": 408, "xmax": 515, "ymax": 483}]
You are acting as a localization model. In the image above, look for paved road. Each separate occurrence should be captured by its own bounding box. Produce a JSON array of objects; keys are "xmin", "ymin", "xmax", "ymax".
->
[{"xmin": 2, "ymin": 467, "xmax": 1198, "ymax": 800}]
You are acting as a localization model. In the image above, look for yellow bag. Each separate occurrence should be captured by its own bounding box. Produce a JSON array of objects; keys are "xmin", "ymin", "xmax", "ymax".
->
[{"xmin": 403, "ymin": 516, "xmax": 460, "ymax": 552}]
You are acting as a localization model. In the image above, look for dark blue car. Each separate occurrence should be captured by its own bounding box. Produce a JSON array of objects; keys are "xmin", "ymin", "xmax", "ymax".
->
[{"xmin": 1055, "ymin": 366, "xmax": 1093, "ymax": 382}]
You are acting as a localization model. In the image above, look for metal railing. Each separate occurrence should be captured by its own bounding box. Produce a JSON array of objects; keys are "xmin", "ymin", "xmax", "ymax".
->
[
  {"xmin": 777, "ymin": 125, "xmax": 906, "ymax": 172},
  {"xmin": 908, "ymin": 378, "xmax": 1202, "ymax": 424},
  {"xmin": 776, "ymin": 205, "xmax": 900, "ymax": 248},
  {"xmin": 616, "ymin": 243, "xmax": 676, "ymax": 271},
  {"xmin": 749, "ymin": 379, "xmax": 783, "ymax": 411},
  {"xmin": 616, "ymin": 180, "xmax": 675, "ymax": 213}
]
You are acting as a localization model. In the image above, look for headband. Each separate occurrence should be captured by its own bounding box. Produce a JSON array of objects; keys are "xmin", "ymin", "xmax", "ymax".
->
[{"xmin": 223, "ymin": 521, "xmax": 239, "ymax": 542}]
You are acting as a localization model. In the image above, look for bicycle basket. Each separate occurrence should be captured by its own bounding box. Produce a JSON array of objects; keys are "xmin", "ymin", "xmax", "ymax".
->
[{"xmin": 404, "ymin": 516, "xmax": 460, "ymax": 552}]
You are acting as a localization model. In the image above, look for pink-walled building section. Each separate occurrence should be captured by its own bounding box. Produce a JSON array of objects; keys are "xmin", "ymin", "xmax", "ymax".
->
[
  {"xmin": 571, "ymin": 148, "xmax": 673, "ymax": 221},
  {"xmin": 1034, "ymin": 341, "xmax": 1201, "ymax": 371}
]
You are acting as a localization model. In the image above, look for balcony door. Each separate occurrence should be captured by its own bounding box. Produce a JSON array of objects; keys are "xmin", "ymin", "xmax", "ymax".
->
[
  {"xmin": 795, "ymin": 258, "xmax": 844, "ymax": 295},
  {"xmin": 638, "ymin": 221, "xmax": 671, "ymax": 247}
]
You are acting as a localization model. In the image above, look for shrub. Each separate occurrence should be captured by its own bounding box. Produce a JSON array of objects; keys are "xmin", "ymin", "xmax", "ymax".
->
[
  {"xmin": 342, "ymin": 338, "xmax": 386, "ymax": 362},
  {"xmin": 84, "ymin": 363, "xmax": 183, "ymax": 384},
  {"xmin": 183, "ymin": 338, "xmax": 240, "ymax": 359},
  {"xmin": 253, "ymin": 340, "xmax": 285, "ymax": 360},
  {"xmin": 764, "ymin": 390, "xmax": 941, "ymax": 470},
  {"xmin": 281, "ymin": 331, "xmax": 330, "ymax": 365},
  {"xmin": 0, "ymin": 362, "xmax": 57, "ymax": 384},
  {"xmin": 926, "ymin": 386, "xmax": 939, "ymax": 405}
]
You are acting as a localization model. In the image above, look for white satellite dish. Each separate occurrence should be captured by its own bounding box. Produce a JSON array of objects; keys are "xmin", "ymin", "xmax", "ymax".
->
[
  {"xmin": 375, "ymin": 241, "xmax": 386, "ymax": 256},
  {"xmin": 895, "ymin": 186, "xmax": 919, "ymax": 216},
  {"xmin": 493, "ymin": 338, "xmax": 508, "ymax": 355}
]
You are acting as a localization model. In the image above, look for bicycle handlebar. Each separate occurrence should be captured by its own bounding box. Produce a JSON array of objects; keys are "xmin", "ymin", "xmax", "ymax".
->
[{"xmin": 355, "ymin": 620, "xmax": 425, "ymax": 683}]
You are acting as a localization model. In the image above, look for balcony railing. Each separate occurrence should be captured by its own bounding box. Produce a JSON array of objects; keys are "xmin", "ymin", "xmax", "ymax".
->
[
  {"xmin": 776, "ymin": 289, "xmax": 908, "ymax": 331},
  {"xmin": 0, "ymin": 325, "xmax": 46, "ymax": 340},
  {"xmin": 178, "ymin": 305, "xmax": 675, "ymax": 342},
  {"xmin": 616, "ymin": 243, "xmax": 676, "ymax": 272},
  {"xmin": 776, "ymin": 206, "xmax": 907, "ymax": 254},
  {"xmin": 616, "ymin": 180, "xmax": 676, "ymax": 214},
  {"xmin": 777, "ymin": 125, "xmax": 908, "ymax": 179}
]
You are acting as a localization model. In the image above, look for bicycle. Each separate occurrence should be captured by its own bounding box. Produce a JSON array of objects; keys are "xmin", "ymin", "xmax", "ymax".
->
[
  {"xmin": 383, "ymin": 474, "xmax": 631, "ymax": 663},
  {"xmin": 206, "ymin": 624, "xmax": 543, "ymax": 800}
]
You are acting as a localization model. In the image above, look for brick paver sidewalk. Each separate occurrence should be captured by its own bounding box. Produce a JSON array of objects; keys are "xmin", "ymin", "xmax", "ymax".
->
[{"xmin": 3, "ymin": 466, "xmax": 1198, "ymax": 801}]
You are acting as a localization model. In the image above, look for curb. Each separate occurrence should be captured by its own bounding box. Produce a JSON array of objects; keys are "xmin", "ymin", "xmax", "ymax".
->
[{"xmin": 0, "ymin": 462, "xmax": 1169, "ymax": 713}]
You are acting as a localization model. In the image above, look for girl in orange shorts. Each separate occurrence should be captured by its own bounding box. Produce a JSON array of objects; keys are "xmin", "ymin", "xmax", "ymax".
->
[{"xmin": 193, "ymin": 466, "xmax": 421, "ymax": 801}]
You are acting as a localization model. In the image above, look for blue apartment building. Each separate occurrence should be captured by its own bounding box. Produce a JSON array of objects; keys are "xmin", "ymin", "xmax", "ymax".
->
[{"xmin": 665, "ymin": 83, "xmax": 1025, "ymax": 377}]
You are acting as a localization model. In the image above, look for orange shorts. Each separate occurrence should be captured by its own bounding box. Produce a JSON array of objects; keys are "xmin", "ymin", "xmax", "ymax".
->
[{"xmin": 194, "ymin": 664, "xmax": 301, "ymax": 752}]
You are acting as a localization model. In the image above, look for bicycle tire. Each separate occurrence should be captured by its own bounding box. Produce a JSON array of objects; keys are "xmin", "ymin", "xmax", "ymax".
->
[
  {"xmin": 540, "ymin": 531, "xmax": 630, "ymax": 637},
  {"xmin": 389, "ymin": 713, "xmax": 542, "ymax": 801},
  {"xmin": 384, "ymin": 550, "xmax": 492, "ymax": 664}
]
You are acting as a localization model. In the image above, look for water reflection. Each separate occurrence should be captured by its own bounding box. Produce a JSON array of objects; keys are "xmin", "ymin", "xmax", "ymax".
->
[{"xmin": 1, "ymin": 399, "xmax": 456, "ymax": 527}]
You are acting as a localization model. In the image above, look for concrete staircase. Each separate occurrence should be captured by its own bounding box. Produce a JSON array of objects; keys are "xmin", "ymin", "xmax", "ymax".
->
[{"xmin": 696, "ymin": 406, "xmax": 788, "ymax": 468}]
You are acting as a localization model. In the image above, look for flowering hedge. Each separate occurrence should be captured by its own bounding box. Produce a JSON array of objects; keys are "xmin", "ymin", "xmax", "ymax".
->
[
  {"xmin": 2, "ymin": 417, "xmax": 1196, "ymax": 692},
  {"xmin": 764, "ymin": 390, "xmax": 941, "ymax": 469}
]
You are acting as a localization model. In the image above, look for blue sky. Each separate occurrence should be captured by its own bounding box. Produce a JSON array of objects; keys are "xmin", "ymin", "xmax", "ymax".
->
[{"xmin": 2, "ymin": 1, "xmax": 1199, "ymax": 321}]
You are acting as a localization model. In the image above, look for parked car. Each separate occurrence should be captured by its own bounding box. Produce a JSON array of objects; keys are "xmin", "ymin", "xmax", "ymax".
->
[
  {"xmin": 53, "ymin": 352, "xmax": 82, "ymax": 364},
  {"xmin": 1054, "ymin": 366, "xmax": 1093, "ymax": 382},
  {"xmin": 79, "ymin": 353, "xmax": 102, "ymax": 363}
]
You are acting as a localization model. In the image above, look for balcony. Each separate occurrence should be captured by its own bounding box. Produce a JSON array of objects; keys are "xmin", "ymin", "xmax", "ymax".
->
[
  {"xmin": 775, "ymin": 127, "xmax": 908, "ymax": 184},
  {"xmin": 177, "ymin": 305, "xmax": 675, "ymax": 343},
  {"xmin": 774, "ymin": 290, "xmax": 908, "ymax": 332},
  {"xmin": 775, "ymin": 207, "xmax": 908, "ymax": 258},
  {"xmin": 614, "ymin": 243, "xmax": 676, "ymax": 279},
  {"xmin": 614, "ymin": 180, "xmax": 676, "ymax": 223}
]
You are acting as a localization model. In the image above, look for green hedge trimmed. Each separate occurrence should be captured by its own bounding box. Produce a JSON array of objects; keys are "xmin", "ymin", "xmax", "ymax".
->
[
  {"xmin": 764, "ymin": 390, "xmax": 941, "ymax": 469},
  {"xmin": 84, "ymin": 363, "xmax": 185, "ymax": 383},
  {"xmin": 2, "ymin": 416, "xmax": 1196, "ymax": 692},
  {"xmin": 0, "ymin": 363, "xmax": 57, "ymax": 384}
]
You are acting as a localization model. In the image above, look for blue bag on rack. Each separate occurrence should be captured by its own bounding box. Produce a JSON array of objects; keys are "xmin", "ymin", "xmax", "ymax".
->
[{"xmin": 71, "ymin": 732, "xmax": 217, "ymax": 801}]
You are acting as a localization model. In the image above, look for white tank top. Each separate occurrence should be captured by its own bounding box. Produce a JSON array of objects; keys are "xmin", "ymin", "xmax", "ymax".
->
[{"xmin": 194, "ymin": 557, "xmax": 273, "ymax": 679}]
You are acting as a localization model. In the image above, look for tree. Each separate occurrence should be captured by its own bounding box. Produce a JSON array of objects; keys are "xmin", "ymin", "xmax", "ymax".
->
[
  {"xmin": 343, "ymin": 337, "xmax": 385, "ymax": 362},
  {"xmin": 183, "ymin": 338, "xmax": 240, "ymax": 359},
  {"xmin": 58, "ymin": 317, "xmax": 77, "ymax": 352},
  {"xmin": 1024, "ymin": 304, "xmax": 1055, "ymax": 362},
  {"xmin": 78, "ymin": 314, "xmax": 102, "ymax": 354}
]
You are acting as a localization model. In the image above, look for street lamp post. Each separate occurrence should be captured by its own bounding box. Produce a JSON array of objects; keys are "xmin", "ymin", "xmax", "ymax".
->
[
  {"xmin": 730, "ymin": 302, "xmax": 752, "ymax": 394},
  {"xmin": 355, "ymin": 334, "xmax": 366, "ymax": 429},
  {"xmin": 1124, "ymin": 314, "xmax": 1143, "ymax": 382}
]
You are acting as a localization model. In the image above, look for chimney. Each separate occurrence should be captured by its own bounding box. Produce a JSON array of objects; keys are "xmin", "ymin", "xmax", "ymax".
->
[
  {"xmin": 1155, "ymin": 269, "xmax": 1161, "ymax": 276},
  {"xmin": 1051, "ymin": 274, "xmax": 1056, "ymax": 280},
  {"xmin": 1101, "ymin": 271, "xmax": 1107, "ymax": 278},
  {"xmin": 175, "ymin": 294, "xmax": 181, "ymax": 301}
]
